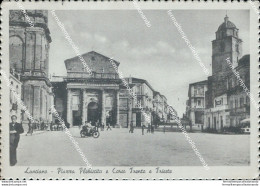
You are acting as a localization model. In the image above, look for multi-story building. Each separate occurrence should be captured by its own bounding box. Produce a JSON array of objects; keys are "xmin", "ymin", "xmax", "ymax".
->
[
  {"xmin": 204, "ymin": 15, "xmax": 250, "ymax": 131},
  {"xmin": 9, "ymin": 10, "xmax": 54, "ymax": 124},
  {"xmin": 125, "ymin": 77, "xmax": 154, "ymax": 127},
  {"xmin": 162, "ymin": 95, "xmax": 168, "ymax": 122},
  {"xmin": 204, "ymin": 55, "xmax": 250, "ymax": 131},
  {"xmin": 153, "ymin": 91, "xmax": 164, "ymax": 120},
  {"xmin": 9, "ymin": 69, "xmax": 22, "ymax": 123},
  {"xmin": 186, "ymin": 80, "xmax": 208, "ymax": 127}
]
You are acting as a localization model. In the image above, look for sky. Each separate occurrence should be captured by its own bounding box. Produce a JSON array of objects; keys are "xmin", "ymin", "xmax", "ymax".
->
[{"xmin": 48, "ymin": 9, "xmax": 249, "ymax": 116}]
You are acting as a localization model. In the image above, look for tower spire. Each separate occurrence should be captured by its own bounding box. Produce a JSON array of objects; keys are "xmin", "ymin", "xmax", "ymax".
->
[{"xmin": 224, "ymin": 11, "xmax": 229, "ymax": 24}]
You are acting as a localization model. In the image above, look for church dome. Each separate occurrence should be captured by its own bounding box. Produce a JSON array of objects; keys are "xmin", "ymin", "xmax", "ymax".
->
[{"xmin": 217, "ymin": 15, "xmax": 237, "ymax": 31}]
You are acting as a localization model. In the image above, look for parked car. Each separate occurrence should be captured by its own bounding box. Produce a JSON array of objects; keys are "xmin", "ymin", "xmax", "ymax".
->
[{"xmin": 240, "ymin": 118, "xmax": 250, "ymax": 134}]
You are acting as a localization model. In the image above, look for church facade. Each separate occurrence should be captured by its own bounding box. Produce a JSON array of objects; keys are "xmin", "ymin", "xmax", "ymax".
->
[
  {"xmin": 52, "ymin": 51, "xmax": 172, "ymax": 127},
  {"xmin": 53, "ymin": 51, "xmax": 121, "ymax": 127}
]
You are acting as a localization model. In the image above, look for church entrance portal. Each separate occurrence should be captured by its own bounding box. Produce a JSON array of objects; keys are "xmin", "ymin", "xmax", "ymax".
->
[{"xmin": 87, "ymin": 102, "xmax": 100, "ymax": 125}]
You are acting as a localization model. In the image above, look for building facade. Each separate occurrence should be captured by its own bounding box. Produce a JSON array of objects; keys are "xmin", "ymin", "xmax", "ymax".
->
[
  {"xmin": 9, "ymin": 70, "xmax": 22, "ymax": 123},
  {"xmin": 186, "ymin": 80, "xmax": 208, "ymax": 127},
  {"xmin": 125, "ymin": 77, "xmax": 154, "ymax": 127},
  {"xmin": 199, "ymin": 15, "xmax": 249, "ymax": 132},
  {"xmin": 53, "ymin": 51, "xmax": 175, "ymax": 127},
  {"xmin": 153, "ymin": 91, "xmax": 164, "ymax": 120},
  {"xmin": 53, "ymin": 51, "xmax": 121, "ymax": 127},
  {"xmin": 204, "ymin": 55, "xmax": 250, "ymax": 131},
  {"xmin": 9, "ymin": 10, "xmax": 54, "ymax": 124}
]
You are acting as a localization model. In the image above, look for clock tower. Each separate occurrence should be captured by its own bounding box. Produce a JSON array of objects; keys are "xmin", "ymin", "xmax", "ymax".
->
[{"xmin": 212, "ymin": 15, "xmax": 242, "ymax": 76}]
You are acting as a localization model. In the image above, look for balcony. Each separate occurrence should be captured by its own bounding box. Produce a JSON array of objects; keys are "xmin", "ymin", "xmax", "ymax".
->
[
  {"xmin": 93, "ymin": 72, "xmax": 119, "ymax": 79},
  {"xmin": 230, "ymin": 105, "xmax": 249, "ymax": 115},
  {"xmin": 191, "ymin": 92, "xmax": 205, "ymax": 97},
  {"xmin": 210, "ymin": 105, "xmax": 229, "ymax": 112},
  {"xmin": 22, "ymin": 69, "xmax": 47, "ymax": 78},
  {"xmin": 67, "ymin": 72, "xmax": 119, "ymax": 79}
]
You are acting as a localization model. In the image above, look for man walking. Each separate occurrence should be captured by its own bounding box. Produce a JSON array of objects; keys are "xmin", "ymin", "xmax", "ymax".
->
[
  {"xmin": 10, "ymin": 115, "xmax": 24, "ymax": 166},
  {"xmin": 107, "ymin": 122, "xmax": 112, "ymax": 131},
  {"xmin": 147, "ymin": 124, "xmax": 151, "ymax": 133},
  {"xmin": 151, "ymin": 125, "xmax": 154, "ymax": 134},
  {"xmin": 142, "ymin": 124, "xmax": 145, "ymax": 135},
  {"xmin": 26, "ymin": 118, "xmax": 33, "ymax": 136},
  {"xmin": 129, "ymin": 121, "xmax": 134, "ymax": 133}
]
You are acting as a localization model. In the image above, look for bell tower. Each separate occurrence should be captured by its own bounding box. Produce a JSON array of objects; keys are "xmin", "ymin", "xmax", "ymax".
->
[{"xmin": 212, "ymin": 15, "xmax": 242, "ymax": 76}]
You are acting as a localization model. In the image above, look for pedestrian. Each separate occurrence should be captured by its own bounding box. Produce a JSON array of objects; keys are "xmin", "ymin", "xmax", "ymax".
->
[
  {"xmin": 95, "ymin": 121, "xmax": 99, "ymax": 131},
  {"xmin": 147, "ymin": 124, "xmax": 151, "ymax": 133},
  {"xmin": 36, "ymin": 119, "xmax": 40, "ymax": 130},
  {"xmin": 26, "ymin": 118, "xmax": 33, "ymax": 136},
  {"xmin": 65, "ymin": 121, "xmax": 70, "ymax": 129},
  {"xmin": 45, "ymin": 121, "xmax": 49, "ymax": 130},
  {"xmin": 101, "ymin": 123, "xmax": 104, "ymax": 131},
  {"xmin": 10, "ymin": 115, "xmax": 24, "ymax": 166},
  {"xmin": 107, "ymin": 122, "xmax": 112, "ymax": 131},
  {"xmin": 151, "ymin": 125, "xmax": 154, "ymax": 134},
  {"xmin": 142, "ymin": 124, "xmax": 145, "ymax": 135},
  {"xmin": 50, "ymin": 121, "xmax": 53, "ymax": 131},
  {"xmin": 131, "ymin": 123, "xmax": 134, "ymax": 133},
  {"xmin": 163, "ymin": 125, "xmax": 166, "ymax": 134},
  {"xmin": 129, "ymin": 121, "xmax": 133, "ymax": 133},
  {"xmin": 40, "ymin": 120, "xmax": 45, "ymax": 130}
]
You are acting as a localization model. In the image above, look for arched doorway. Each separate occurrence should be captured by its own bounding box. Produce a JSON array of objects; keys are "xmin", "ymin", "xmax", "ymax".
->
[{"xmin": 87, "ymin": 102, "xmax": 99, "ymax": 125}]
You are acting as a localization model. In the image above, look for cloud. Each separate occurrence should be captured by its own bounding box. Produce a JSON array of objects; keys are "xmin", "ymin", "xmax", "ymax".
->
[{"xmin": 94, "ymin": 34, "xmax": 108, "ymax": 44}]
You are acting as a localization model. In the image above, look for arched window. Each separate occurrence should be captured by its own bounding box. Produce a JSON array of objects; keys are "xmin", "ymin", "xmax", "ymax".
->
[{"xmin": 9, "ymin": 36, "xmax": 24, "ymax": 72}]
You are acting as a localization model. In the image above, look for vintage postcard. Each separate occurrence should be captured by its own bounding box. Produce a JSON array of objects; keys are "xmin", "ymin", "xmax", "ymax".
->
[{"xmin": 1, "ymin": 0, "xmax": 259, "ymax": 180}]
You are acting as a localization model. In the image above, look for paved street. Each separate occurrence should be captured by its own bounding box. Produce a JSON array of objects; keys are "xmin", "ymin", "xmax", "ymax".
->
[{"xmin": 17, "ymin": 128, "xmax": 250, "ymax": 166}]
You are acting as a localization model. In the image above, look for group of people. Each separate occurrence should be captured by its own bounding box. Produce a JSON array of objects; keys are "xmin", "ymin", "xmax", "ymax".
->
[
  {"xmin": 26, "ymin": 118, "xmax": 51, "ymax": 136},
  {"xmin": 129, "ymin": 122, "xmax": 156, "ymax": 135},
  {"xmin": 142, "ymin": 124, "xmax": 155, "ymax": 135},
  {"xmin": 50, "ymin": 120, "xmax": 70, "ymax": 131}
]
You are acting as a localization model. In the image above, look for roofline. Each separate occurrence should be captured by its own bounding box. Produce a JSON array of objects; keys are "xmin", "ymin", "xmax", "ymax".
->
[
  {"xmin": 125, "ymin": 77, "xmax": 155, "ymax": 92},
  {"xmin": 64, "ymin": 51, "xmax": 120, "ymax": 68},
  {"xmin": 189, "ymin": 80, "xmax": 208, "ymax": 86}
]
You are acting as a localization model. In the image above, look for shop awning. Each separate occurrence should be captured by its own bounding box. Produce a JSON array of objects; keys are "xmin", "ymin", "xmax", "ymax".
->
[{"xmin": 240, "ymin": 118, "xmax": 250, "ymax": 123}]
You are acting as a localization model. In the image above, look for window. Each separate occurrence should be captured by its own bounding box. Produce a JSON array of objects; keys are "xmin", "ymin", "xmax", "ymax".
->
[
  {"xmin": 230, "ymin": 100, "xmax": 233, "ymax": 109},
  {"xmin": 226, "ymin": 78, "xmax": 229, "ymax": 90},
  {"xmin": 10, "ymin": 36, "xmax": 24, "ymax": 71},
  {"xmin": 235, "ymin": 99, "xmax": 238, "ymax": 108},
  {"xmin": 119, "ymin": 98, "xmax": 128, "ymax": 108},
  {"xmin": 240, "ymin": 97, "xmax": 244, "ymax": 107},
  {"xmin": 197, "ymin": 100, "xmax": 201, "ymax": 106}
]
